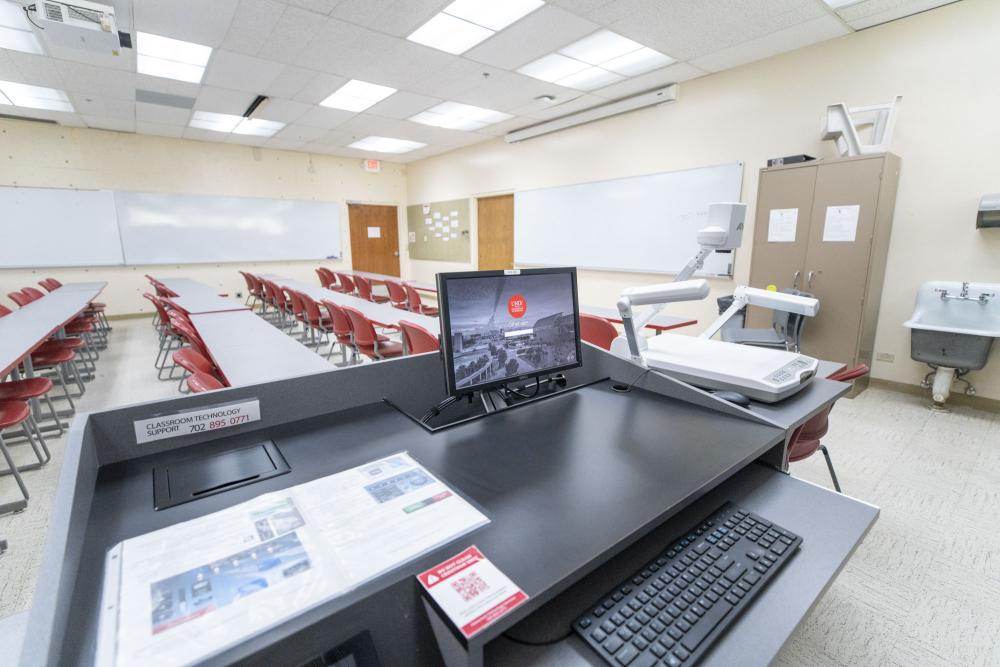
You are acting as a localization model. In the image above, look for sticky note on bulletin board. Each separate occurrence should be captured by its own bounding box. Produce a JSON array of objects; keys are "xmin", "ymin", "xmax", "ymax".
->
[{"xmin": 406, "ymin": 198, "xmax": 471, "ymax": 262}]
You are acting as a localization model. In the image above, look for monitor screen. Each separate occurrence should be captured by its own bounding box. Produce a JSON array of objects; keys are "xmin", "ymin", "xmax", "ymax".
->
[{"xmin": 437, "ymin": 268, "xmax": 582, "ymax": 396}]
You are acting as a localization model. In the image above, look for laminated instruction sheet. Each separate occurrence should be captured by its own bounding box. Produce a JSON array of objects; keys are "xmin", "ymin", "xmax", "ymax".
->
[{"xmin": 96, "ymin": 452, "xmax": 489, "ymax": 667}]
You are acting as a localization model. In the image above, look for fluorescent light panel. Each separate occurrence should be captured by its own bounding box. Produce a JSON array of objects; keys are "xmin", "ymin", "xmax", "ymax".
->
[
  {"xmin": 348, "ymin": 136, "xmax": 426, "ymax": 154},
  {"xmin": 407, "ymin": 0, "xmax": 542, "ymax": 54},
  {"xmin": 0, "ymin": 1, "xmax": 44, "ymax": 54},
  {"xmin": 320, "ymin": 79, "xmax": 397, "ymax": 112},
  {"xmin": 137, "ymin": 31, "xmax": 212, "ymax": 83},
  {"xmin": 190, "ymin": 111, "xmax": 285, "ymax": 136},
  {"xmin": 0, "ymin": 80, "xmax": 74, "ymax": 112},
  {"xmin": 518, "ymin": 29, "xmax": 674, "ymax": 91},
  {"xmin": 410, "ymin": 101, "xmax": 512, "ymax": 131}
]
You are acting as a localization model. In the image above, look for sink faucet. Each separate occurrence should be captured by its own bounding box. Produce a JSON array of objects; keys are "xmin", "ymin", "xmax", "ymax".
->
[
  {"xmin": 961, "ymin": 281, "xmax": 970, "ymax": 298},
  {"xmin": 935, "ymin": 282, "xmax": 993, "ymax": 303},
  {"xmin": 980, "ymin": 292, "xmax": 996, "ymax": 304}
]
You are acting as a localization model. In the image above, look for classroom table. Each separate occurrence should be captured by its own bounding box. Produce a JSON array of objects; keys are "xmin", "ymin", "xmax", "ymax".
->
[
  {"xmin": 581, "ymin": 304, "xmax": 698, "ymax": 332},
  {"xmin": 263, "ymin": 275, "xmax": 441, "ymax": 335},
  {"xmin": 190, "ymin": 310, "xmax": 333, "ymax": 387},
  {"xmin": 155, "ymin": 278, "xmax": 227, "ymax": 299},
  {"xmin": 166, "ymin": 295, "xmax": 249, "ymax": 315},
  {"xmin": 349, "ymin": 270, "xmax": 437, "ymax": 294}
]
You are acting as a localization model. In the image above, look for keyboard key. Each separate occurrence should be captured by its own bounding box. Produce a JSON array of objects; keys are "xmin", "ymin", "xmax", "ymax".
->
[
  {"xmin": 680, "ymin": 600, "xmax": 733, "ymax": 652},
  {"xmin": 651, "ymin": 641, "xmax": 668, "ymax": 658},
  {"xmin": 629, "ymin": 599, "xmax": 643, "ymax": 611},
  {"xmin": 641, "ymin": 627, "xmax": 658, "ymax": 642},
  {"xmin": 592, "ymin": 629, "xmax": 607, "ymax": 643},
  {"xmin": 617, "ymin": 628, "xmax": 633, "ymax": 641},
  {"xmin": 636, "ymin": 611, "xmax": 651, "ymax": 625},
  {"xmin": 754, "ymin": 564, "xmax": 768, "ymax": 574},
  {"xmin": 604, "ymin": 637, "xmax": 624, "ymax": 654},
  {"xmin": 611, "ymin": 613, "xmax": 626, "ymax": 626},
  {"xmin": 579, "ymin": 618, "xmax": 592, "ymax": 629},
  {"xmin": 614, "ymin": 645, "xmax": 638, "ymax": 665},
  {"xmin": 594, "ymin": 607, "xmax": 606, "ymax": 617},
  {"xmin": 601, "ymin": 620, "xmax": 616, "ymax": 634},
  {"xmin": 693, "ymin": 542, "xmax": 709, "ymax": 555},
  {"xmin": 620, "ymin": 607, "xmax": 634, "ymax": 619},
  {"xmin": 745, "ymin": 572, "xmax": 761, "ymax": 585},
  {"xmin": 665, "ymin": 654, "xmax": 683, "ymax": 667},
  {"xmin": 650, "ymin": 620, "xmax": 666, "ymax": 633},
  {"xmin": 631, "ymin": 653, "xmax": 657, "ymax": 667},
  {"xmin": 604, "ymin": 600, "xmax": 616, "ymax": 609},
  {"xmin": 676, "ymin": 619, "xmax": 691, "ymax": 632},
  {"xmin": 613, "ymin": 592, "xmax": 625, "ymax": 602},
  {"xmin": 674, "ymin": 646, "xmax": 691, "ymax": 661},
  {"xmin": 632, "ymin": 637, "xmax": 649, "ymax": 651},
  {"xmin": 626, "ymin": 619, "xmax": 642, "ymax": 633},
  {"xmin": 725, "ymin": 564, "xmax": 747, "ymax": 583},
  {"xmin": 682, "ymin": 611, "xmax": 698, "ymax": 624}
]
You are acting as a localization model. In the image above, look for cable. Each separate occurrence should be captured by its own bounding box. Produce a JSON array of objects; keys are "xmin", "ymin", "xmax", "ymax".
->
[
  {"xmin": 24, "ymin": 5, "xmax": 45, "ymax": 30},
  {"xmin": 505, "ymin": 376, "xmax": 540, "ymax": 399},
  {"xmin": 619, "ymin": 367, "xmax": 652, "ymax": 393},
  {"xmin": 502, "ymin": 629, "xmax": 574, "ymax": 646}
]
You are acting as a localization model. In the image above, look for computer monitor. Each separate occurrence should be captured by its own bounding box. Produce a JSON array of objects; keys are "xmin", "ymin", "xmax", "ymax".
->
[{"xmin": 437, "ymin": 267, "xmax": 582, "ymax": 397}]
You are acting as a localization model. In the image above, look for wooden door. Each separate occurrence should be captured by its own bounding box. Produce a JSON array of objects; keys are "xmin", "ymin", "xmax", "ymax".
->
[
  {"xmin": 746, "ymin": 165, "xmax": 818, "ymax": 328},
  {"xmin": 348, "ymin": 203, "xmax": 400, "ymax": 276},
  {"xmin": 799, "ymin": 157, "xmax": 885, "ymax": 365},
  {"xmin": 477, "ymin": 194, "xmax": 514, "ymax": 270}
]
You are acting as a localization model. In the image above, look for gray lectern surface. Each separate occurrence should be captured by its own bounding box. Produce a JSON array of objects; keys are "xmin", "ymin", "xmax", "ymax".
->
[{"xmin": 20, "ymin": 344, "xmax": 874, "ymax": 667}]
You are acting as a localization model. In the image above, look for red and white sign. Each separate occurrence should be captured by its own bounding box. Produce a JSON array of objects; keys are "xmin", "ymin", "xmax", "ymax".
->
[
  {"xmin": 507, "ymin": 294, "xmax": 526, "ymax": 318},
  {"xmin": 362, "ymin": 158, "xmax": 382, "ymax": 173},
  {"xmin": 418, "ymin": 546, "xmax": 528, "ymax": 638}
]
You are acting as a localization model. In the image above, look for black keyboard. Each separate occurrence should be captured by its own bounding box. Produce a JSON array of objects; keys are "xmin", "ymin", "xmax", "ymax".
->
[{"xmin": 573, "ymin": 503, "xmax": 802, "ymax": 667}]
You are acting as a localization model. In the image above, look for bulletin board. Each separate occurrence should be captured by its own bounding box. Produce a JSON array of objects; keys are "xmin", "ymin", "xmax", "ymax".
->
[{"xmin": 406, "ymin": 198, "xmax": 471, "ymax": 262}]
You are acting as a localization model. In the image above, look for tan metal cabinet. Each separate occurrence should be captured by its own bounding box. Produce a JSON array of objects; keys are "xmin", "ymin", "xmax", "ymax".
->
[{"xmin": 747, "ymin": 153, "xmax": 901, "ymax": 391}]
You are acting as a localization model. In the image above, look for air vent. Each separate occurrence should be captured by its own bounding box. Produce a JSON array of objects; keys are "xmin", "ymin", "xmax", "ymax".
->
[
  {"xmin": 0, "ymin": 113, "xmax": 59, "ymax": 125},
  {"xmin": 43, "ymin": 2, "xmax": 64, "ymax": 22},
  {"xmin": 135, "ymin": 89, "xmax": 196, "ymax": 110},
  {"xmin": 66, "ymin": 4, "xmax": 104, "ymax": 23}
]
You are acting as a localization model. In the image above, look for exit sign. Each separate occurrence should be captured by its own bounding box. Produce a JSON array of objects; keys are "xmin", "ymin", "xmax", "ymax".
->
[{"xmin": 362, "ymin": 159, "xmax": 382, "ymax": 173}]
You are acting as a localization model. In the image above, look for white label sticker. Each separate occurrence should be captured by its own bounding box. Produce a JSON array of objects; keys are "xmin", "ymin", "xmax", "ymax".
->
[
  {"xmin": 767, "ymin": 208, "xmax": 798, "ymax": 243},
  {"xmin": 134, "ymin": 399, "xmax": 261, "ymax": 444},
  {"xmin": 367, "ymin": 226, "xmax": 381, "ymax": 238},
  {"xmin": 823, "ymin": 205, "xmax": 860, "ymax": 242},
  {"xmin": 433, "ymin": 212, "xmax": 442, "ymax": 219},
  {"xmin": 408, "ymin": 231, "xmax": 416, "ymax": 243},
  {"xmin": 450, "ymin": 220, "xmax": 459, "ymax": 228}
]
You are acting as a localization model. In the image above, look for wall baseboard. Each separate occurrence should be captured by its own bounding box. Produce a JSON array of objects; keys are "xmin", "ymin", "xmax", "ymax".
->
[{"xmin": 869, "ymin": 378, "xmax": 1000, "ymax": 414}]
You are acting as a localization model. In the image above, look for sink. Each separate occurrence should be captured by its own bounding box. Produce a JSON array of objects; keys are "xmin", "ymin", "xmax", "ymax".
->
[{"xmin": 904, "ymin": 281, "xmax": 1000, "ymax": 404}]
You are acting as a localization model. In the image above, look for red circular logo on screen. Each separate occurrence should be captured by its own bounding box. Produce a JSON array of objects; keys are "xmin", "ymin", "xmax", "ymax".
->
[{"xmin": 508, "ymin": 294, "xmax": 526, "ymax": 318}]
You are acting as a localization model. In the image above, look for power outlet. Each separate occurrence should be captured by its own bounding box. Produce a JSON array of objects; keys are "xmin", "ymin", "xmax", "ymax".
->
[
  {"xmin": 876, "ymin": 352, "xmax": 894, "ymax": 363},
  {"xmin": 236, "ymin": 291, "xmax": 243, "ymax": 299}
]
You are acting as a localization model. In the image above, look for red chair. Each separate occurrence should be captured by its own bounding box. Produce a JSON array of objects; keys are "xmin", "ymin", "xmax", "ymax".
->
[
  {"xmin": 318, "ymin": 268, "xmax": 339, "ymax": 290},
  {"xmin": 238, "ymin": 271, "xmax": 258, "ymax": 307},
  {"xmin": 385, "ymin": 280, "xmax": 409, "ymax": 310},
  {"xmin": 22, "ymin": 287, "xmax": 45, "ymax": 300},
  {"xmin": 0, "ymin": 378, "xmax": 64, "ymax": 435},
  {"xmin": 336, "ymin": 273, "xmax": 356, "ymax": 295},
  {"xmin": 187, "ymin": 372, "xmax": 225, "ymax": 393},
  {"xmin": 0, "ymin": 304, "xmax": 10, "ymax": 318},
  {"xmin": 297, "ymin": 291, "xmax": 332, "ymax": 347},
  {"xmin": 8, "ymin": 292, "xmax": 31, "ymax": 307},
  {"xmin": 172, "ymin": 348, "xmax": 219, "ymax": 393},
  {"xmin": 342, "ymin": 306, "xmax": 403, "ymax": 361},
  {"xmin": 404, "ymin": 284, "xmax": 438, "ymax": 316},
  {"xmin": 0, "ymin": 400, "xmax": 49, "ymax": 509},
  {"xmin": 355, "ymin": 276, "xmax": 390, "ymax": 304},
  {"xmin": 38, "ymin": 280, "xmax": 57, "ymax": 293},
  {"xmin": 787, "ymin": 364, "xmax": 871, "ymax": 493},
  {"xmin": 320, "ymin": 299, "xmax": 357, "ymax": 364},
  {"xmin": 580, "ymin": 314, "xmax": 619, "ymax": 351},
  {"xmin": 398, "ymin": 320, "xmax": 440, "ymax": 354},
  {"xmin": 31, "ymin": 345, "xmax": 86, "ymax": 400}
]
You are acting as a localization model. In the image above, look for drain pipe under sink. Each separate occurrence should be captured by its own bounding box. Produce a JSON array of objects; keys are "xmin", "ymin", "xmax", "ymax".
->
[{"xmin": 931, "ymin": 367, "xmax": 956, "ymax": 404}]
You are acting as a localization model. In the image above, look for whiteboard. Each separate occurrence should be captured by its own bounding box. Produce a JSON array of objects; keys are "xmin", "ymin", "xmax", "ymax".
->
[
  {"xmin": 116, "ymin": 191, "xmax": 342, "ymax": 264},
  {"xmin": 0, "ymin": 186, "xmax": 124, "ymax": 267},
  {"xmin": 514, "ymin": 162, "xmax": 743, "ymax": 275}
]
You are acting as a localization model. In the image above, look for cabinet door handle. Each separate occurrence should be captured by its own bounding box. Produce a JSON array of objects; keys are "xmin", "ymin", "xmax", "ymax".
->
[
  {"xmin": 807, "ymin": 270, "xmax": 819, "ymax": 288},
  {"xmin": 792, "ymin": 271, "xmax": 801, "ymax": 289}
]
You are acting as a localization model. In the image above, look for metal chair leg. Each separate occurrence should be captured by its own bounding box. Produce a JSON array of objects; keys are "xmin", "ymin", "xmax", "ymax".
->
[
  {"xmin": 819, "ymin": 444, "xmax": 842, "ymax": 493},
  {"xmin": 0, "ymin": 434, "xmax": 29, "ymax": 507}
]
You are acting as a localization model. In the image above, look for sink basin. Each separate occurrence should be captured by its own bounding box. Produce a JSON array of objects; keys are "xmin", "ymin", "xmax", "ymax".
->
[{"xmin": 905, "ymin": 281, "xmax": 1000, "ymax": 371}]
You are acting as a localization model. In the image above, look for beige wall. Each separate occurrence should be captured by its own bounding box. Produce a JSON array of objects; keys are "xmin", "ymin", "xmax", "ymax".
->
[
  {"xmin": 0, "ymin": 120, "xmax": 408, "ymax": 315},
  {"xmin": 405, "ymin": 0, "xmax": 1000, "ymax": 399}
]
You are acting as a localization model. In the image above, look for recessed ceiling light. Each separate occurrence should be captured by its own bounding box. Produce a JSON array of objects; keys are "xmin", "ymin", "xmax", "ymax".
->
[
  {"xmin": 406, "ymin": 12, "xmax": 493, "ymax": 55},
  {"xmin": 558, "ymin": 29, "xmax": 642, "ymax": 66},
  {"xmin": 556, "ymin": 66, "xmax": 624, "ymax": 91},
  {"xmin": 823, "ymin": 0, "xmax": 861, "ymax": 7},
  {"xmin": 348, "ymin": 136, "xmax": 427, "ymax": 154},
  {"xmin": 602, "ymin": 47, "xmax": 674, "ymax": 77},
  {"xmin": 232, "ymin": 118, "xmax": 286, "ymax": 137},
  {"xmin": 189, "ymin": 110, "xmax": 243, "ymax": 133},
  {"xmin": 320, "ymin": 79, "xmax": 397, "ymax": 112},
  {"xmin": 0, "ymin": 2, "xmax": 44, "ymax": 55},
  {"xmin": 517, "ymin": 53, "xmax": 589, "ymax": 83},
  {"xmin": 0, "ymin": 80, "xmax": 74, "ymax": 112},
  {"xmin": 410, "ymin": 101, "xmax": 513, "ymax": 131},
  {"xmin": 442, "ymin": 0, "xmax": 544, "ymax": 31},
  {"xmin": 137, "ymin": 32, "xmax": 212, "ymax": 84}
]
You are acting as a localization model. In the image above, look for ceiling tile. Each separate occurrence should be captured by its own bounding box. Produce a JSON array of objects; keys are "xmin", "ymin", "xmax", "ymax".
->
[
  {"xmin": 136, "ymin": 101, "xmax": 192, "ymax": 125},
  {"xmin": 465, "ymin": 5, "xmax": 600, "ymax": 70},
  {"xmin": 366, "ymin": 91, "xmax": 441, "ymax": 119},
  {"xmin": 293, "ymin": 19, "xmax": 400, "ymax": 76},
  {"xmin": 137, "ymin": 121, "xmax": 186, "ymax": 138},
  {"xmin": 338, "ymin": 113, "xmax": 478, "ymax": 146},
  {"xmin": 258, "ymin": 7, "xmax": 332, "ymax": 64},
  {"xmin": 441, "ymin": 70, "xmax": 579, "ymax": 113},
  {"xmin": 83, "ymin": 116, "xmax": 137, "ymax": 133},
  {"xmin": 194, "ymin": 86, "xmax": 257, "ymax": 114},
  {"xmin": 220, "ymin": 0, "xmax": 286, "ymax": 55},
  {"xmin": 7, "ymin": 52, "xmax": 65, "ymax": 89},
  {"xmin": 597, "ymin": 0, "xmax": 829, "ymax": 61},
  {"xmin": 547, "ymin": 0, "xmax": 620, "ymax": 16},
  {"xmin": 265, "ymin": 137, "xmax": 308, "ymax": 150},
  {"xmin": 133, "ymin": 0, "xmax": 240, "ymax": 47},
  {"xmin": 256, "ymin": 98, "xmax": 312, "ymax": 123},
  {"xmin": 273, "ymin": 122, "xmax": 331, "ymax": 142},
  {"xmin": 280, "ymin": 0, "xmax": 342, "ymax": 15},
  {"xmin": 331, "ymin": 0, "xmax": 444, "ymax": 37},
  {"xmin": 837, "ymin": 0, "xmax": 953, "ymax": 30},
  {"xmin": 594, "ymin": 61, "xmax": 706, "ymax": 98},
  {"xmin": 262, "ymin": 65, "xmax": 319, "ymax": 99},
  {"xmin": 203, "ymin": 50, "xmax": 286, "ymax": 93},
  {"xmin": 55, "ymin": 63, "xmax": 137, "ymax": 101},
  {"xmin": 690, "ymin": 15, "xmax": 849, "ymax": 73},
  {"xmin": 136, "ymin": 74, "xmax": 202, "ymax": 99},
  {"xmin": 292, "ymin": 72, "xmax": 349, "ymax": 104},
  {"xmin": 296, "ymin": 105, "xmax": 355, "ymax": 128},
  {"xmin": 69, "ymin": 94, "xmax": 136, "ymax": 120}
]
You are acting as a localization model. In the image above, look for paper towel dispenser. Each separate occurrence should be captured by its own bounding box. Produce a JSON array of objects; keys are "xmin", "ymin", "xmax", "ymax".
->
[{"xmin": 977, "ymin": 194, "xmax": 1000, "ymax": 228}]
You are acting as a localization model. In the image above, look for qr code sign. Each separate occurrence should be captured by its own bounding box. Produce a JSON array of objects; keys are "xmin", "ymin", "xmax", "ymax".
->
[{"xmin": 452, "ymin": 572, "xmax": 489, "ymax": 602}]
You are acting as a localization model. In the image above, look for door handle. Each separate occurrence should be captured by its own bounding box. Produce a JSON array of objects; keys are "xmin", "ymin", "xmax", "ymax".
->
[
  {"xmin": 792, "ymin": 271, "xmax": 801, "ymax": 289},
  {"xmin": 394, "ymin": 250, "xmax": 399, "ymax": 257},
  {"xmin": 807, "ymin": 270, "xmax": 820, "ymax": 288}
]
